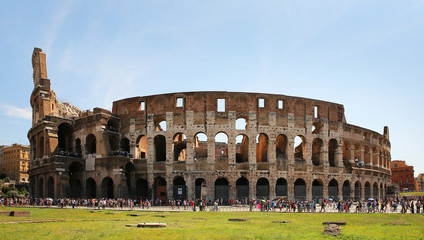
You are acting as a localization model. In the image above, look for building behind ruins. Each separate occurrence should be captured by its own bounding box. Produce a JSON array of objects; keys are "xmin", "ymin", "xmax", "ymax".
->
[
  {"xmin": 390, "ymin": 160, "xmax": 415, "ymax": 191},
  {"xmin": 28, "ymin": 48, "xmax": 392, "ymax": 201},
  {"xmin": 0, "ymin": 144, "xmax": 30, "ymax": 183}
]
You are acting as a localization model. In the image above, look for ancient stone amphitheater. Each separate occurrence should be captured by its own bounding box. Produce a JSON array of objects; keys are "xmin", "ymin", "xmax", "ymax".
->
[{"xmin": 28, "ymin": 48, "xmax": 391, "ymax": 201}]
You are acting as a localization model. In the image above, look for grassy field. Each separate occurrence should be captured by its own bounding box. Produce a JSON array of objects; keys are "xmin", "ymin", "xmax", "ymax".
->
[
  {"xmin": 399, "ymin": 192, "xmax": 424, "ymax": 196},
  {"xmin": 0, "ymin": 207, "xmax": 423, "ymax": 239}
]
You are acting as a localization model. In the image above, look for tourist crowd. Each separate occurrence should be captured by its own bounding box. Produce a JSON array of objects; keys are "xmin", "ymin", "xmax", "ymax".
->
[{"xmin": 0, "ymin": 196, "xmax": 423, "ymax": 214}]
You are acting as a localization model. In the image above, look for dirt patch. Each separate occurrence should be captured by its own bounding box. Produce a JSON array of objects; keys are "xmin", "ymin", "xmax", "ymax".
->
[
  {"xmin": 228, "ymin": 218, "xmax": 250, "ymax": 222},
  {"xmin": 272, "ymin": 220, "xmax": 291, "ymax": 223},
  {"xmin": 322, "ymin": 221, "xmax": 346, "ymax": 225},
  {"xmin": 384, "ymin": 220, "xmax": 410, "ymax": 226},
  {"xmin": 323, "ymin": 224, "xmax": 341, "ymax": 236}
]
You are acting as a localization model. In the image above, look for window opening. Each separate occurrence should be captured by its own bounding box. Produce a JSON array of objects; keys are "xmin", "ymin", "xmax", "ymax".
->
[
  {"xmin": 278, "ymin": 100, "xmax": 283, "ymax": 109},
  {"xmin": 217, "ymin": 99, "xmax": 225, "ymax": 112},
  {"xmin": 176, "ymin": 98, "xmax": 183, "ymax": 107},
  {"xmin": 258, "ymin": 98, "xmax": 265, "ymax": 108}
]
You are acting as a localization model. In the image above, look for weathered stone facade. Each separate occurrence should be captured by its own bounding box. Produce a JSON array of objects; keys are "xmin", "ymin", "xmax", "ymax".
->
[{"xmin": 28, "ymin": 48, "xmax": 392, "ymax": 201}]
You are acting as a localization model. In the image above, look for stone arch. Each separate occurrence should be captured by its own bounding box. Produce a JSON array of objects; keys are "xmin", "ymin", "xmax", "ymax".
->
[
  {"xmin": 108, "ymin": 135, "xmax": 119, "ymax": 152},
  {"xmin": 276, "ymin": 134, "xmax": 288, "ymax": 160},
  {"xmin": 294, "ymin": 178, "xmax": 306, "ymax": 200},
  {"xmin": 354, "ymin": 181, "xmax": 361, "ymax": 201},
  {"xmin": 38, "ymin": 136, "xmax": 44, "ymax": 158},
  {"xmin": 312, "ymin": 138, "xmax": 323, "ymax": 166},
  {"xmin": 69, "ymin": 161, "xmax": 84, "ymax": 198},
  {"xmin": 328, "ymin": 139, "xmax": 338, "ymax": 167},
  {"xmin": 373, "ymin": 182, "xmax": 378, "ymax": 199},
  {"xmin": 86, "ymin": 134, "xmax": 96, "ymax": 154},
  {"xmin": 154, "ymin": 135, "xmax": 166, "ymax": 162},
  {"xmin": 312, "ymin": 179, "xmax": 323, "ymax": 201},
  {"xmin": 275, "ymin": 178, "xmax": 288, "ymax": 197},
  {"xmin": 173, "ymin": 133, "xmax": 187, "ymax": 162},
  {"xmin": 194, "ymin": 132, "xmax": 208, "ymax": 160},
  {"xmin": 256, "ymin": 133, "xmax": 268, "ymax": 162},
  {"xmin": 342, "ymin": 180, "xmax": 350, "ymax": 200},
  {"xmin": 75, "ymin": 138, "xmax": 82, "ymax": 155},
  {"xmin": 214, "ymin": 177, "xmax": 229, "ymax": 201},
  {"xmin": 328, "ymin": 179, "xmax": 338, "ymax": 198},
  {"xmin": 155, "ymin": 119, "xmax": 167, "ymax": 131},
  {"xmin": 343, "ymin": 141, "xmax": 351, "ymax": 167},
  {"xmin": 106, "ymin": 119, "xmax": 119, "ymax": 132},
  {"xmin": 236, "ymin": 177, "xmax": 249, "ymax": 199},
  {"xmin": 364, "ymin": 146, "xmax": 370, "ymax": 165},
  {"xmin": 173, "ymin": 176, "xmax": 187, "ymax": 199},
  {"xmin": 256, "ymin": 178, "xmax": 269, "ymax": 199},
  {"xmin": 378, "ymin": 150, "xmax": 383, "ymax": 167},
  {"xmin": 294, "ymin": 136, "xmax": 306, "ymax": 160},
  {"xmin": 47, "ymin": 176, "xmax": 54, "ymax": 198},
  {"xmin": 38, "ymin": 177, "xmax": 44, "ymax": 198},
  {"xmin": 125, "ymin": 162, "xmax": 135, "ymax": 196},
  {"xmin": 136, "ymin": 135, "xmax": 148, "ymax": 158},
  {"xmin": 364, "ymin": 181, "xmax": 371, "ymax": 200},
  {"xmin": 86, "ymin": 178, "xmax": 96, "ymax": 198},
  {"xmin": 120, "ymin": 137, "xmax": 130, "ymax": 153},
  {"xmin": 215, "ymin": 132, "xmax": 228, "ymax": 160},
  {"xmin": 136, "ymin": 178, "xmax": 148, "ymax": 199},
  {"xmin": 354, "ymin": 143, "xmax": 361, "ymax": 161},
  {"xmin": 195, "ymin": 178, "xmax": 207, "ymax": 200},
  {"xmin": 380, "ymin": 183, "xmax": 383, "ymax": 198},
  {"xmin": 101, "ymin": 177, "xmax": 114, "ymax": 199},
  {"xmin": 154, "ymin": 177, "xmax": 167, "ymax": 201},
  {"xmin": 57, "ymin": 123, "xmax": 73, "ymax": 153},
  {"xmin": 235, "ymin": 134, "xmax": 249, "ymax": 163},
  {"xmin": 312, "ymin": 121, "xmax": 323, "ymax": 134},
  {"xmin": 372, "ymin": 147, "xmax": 378, "ymax": 166}
]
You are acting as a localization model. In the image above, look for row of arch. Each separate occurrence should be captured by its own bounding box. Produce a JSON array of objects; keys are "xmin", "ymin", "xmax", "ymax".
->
[
  {"xmin": 34, "ymin": 172, "xmax": 387, "ymax": 201},
  {"xmin": 31, "ymin": 122, "xmax": 390, "ymax": 170}
]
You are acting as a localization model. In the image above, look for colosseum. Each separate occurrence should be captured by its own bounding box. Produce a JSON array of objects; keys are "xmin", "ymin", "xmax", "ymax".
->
[{"xmin": 28, "ymin": 48, "xmax": 392, "ymax": 202}]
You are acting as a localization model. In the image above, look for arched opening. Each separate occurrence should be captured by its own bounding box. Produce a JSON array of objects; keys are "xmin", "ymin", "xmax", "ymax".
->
[
  {"xmin": 342, "ymin": 180, "xmax": 350, "ymax": 200},
  {"xmin": 328, "ymin": 179, "xmax": 338, "ymax": 198},
  {"xmin": 194, "ymin": 133, "xmax": 208, "ymax": 160},
  {"xmin": 38, "ymin": 178, "xmax": 44, "ymax": 198},
  {"xmin": 47, "ymin": 177, "xmax": 54, "ymax": 198},
  {"xmin": 364, "ymin": 146, "xmax": 370, "ymax": 165},
  {"xmin": 354, "ymin": 181, "xmax": 361, "ymax": 201},
  {"xmin": 235, "ymin": 118, "xmax": 248, "ymax": 130},
  {"xmin": 31, "ymin": 137, "xmax": 37, "ymax": 160},
  {"xmin": 343, "ymin": 141, "xmax": 351, "ymax": 169},
  {"xmin": 236, "ymin": 177, "xmax": 249, "ymax": 199},
  {"xmin": 215, "ymin": 132, "xmax": 228, "ymax": 160},
  {"xmin": 136, "ymin": 135, "xmax": 148, "ymax": 158},
  {"xmin": 86, "ymin": 178, "xmax": 96, "ymax": 198},
  {"xmin": 328, "ymin": 139, "xmax": 338, "ymax": 167},
  {"xmin": 125, "ymin": 162, "xmax": 135, "ymax": 196},
  {"xmin": 155, "ymin": 120, "xmax": 167, "ymax": 131},
  {"xmin": 120, "ymin": 137, "xmax": 130, "ymax": 153},
  {"xmin": 173, "ymin": 133, "xmax": 187, "ymax": 162},
  {"xmin": 354, "ymin": 143, "xmax": 361, "ymax": 162},
  {"xmin": 312, "ymin": 138, "xmax": 323, "ymax": 166},
  {"xmin": 378, "ymin": 150, "xmax": 383, "ymax": 167},
  {"xmin": 312, "ymin": 121, "xmax": 323, "ymax": 134},
  {"xmin": 69, "ymin": 162, "xmax": 84, "ymax": 198},
  {"xmin": 372, "ymin": 147, "xmax": 378, "ymax": 166},
  {"xmin": 294, "ymin": 178, "xmax": 306, "ymax": 200},
  {"xmin": 380, "ymin": 183, "xmax": 383, "ymax": 198},
  {"xmin": 107, "ymin": 135, "xmax": 119, "ymax": 153},
  {"xmin": 312, "ymin": 179, "xmax": 323, "ymax": 201},
  {"xmin": 173, "ymin": 176, "xmax": 187, "ymax": 200},
  {"xmin": 155, "ymin": 177, "xmax": 167, "ymax": 201},
  {"xmin": 136, "ymin": 178, "xmax": 148, "ymax": 199},
  {"xmin": 256, "ymin": 178, "xmax": 270, "ymax": 199},
  {"xmin": 365, "ymin": 182, "xmax": 371, "ymax": 200},
  {"xmin": 86, "ymin": 134, "xmax": 96, "ymax": 154},
  {"xmin": 154, "ymin": 135, "xmax": 166, "ymax": 162},
  {"xmin": 38, "ymin": 136, "xmax": 44, "ymax": 158},
  {"xmin": 256, "ymin": 134, "xmax": 268, "ymax": 162},
  {"xmin": 294, "ymin": 136, "xmax": 305, "ymax": 160},
  {"xmin": 106, "ymin": 119, "xmax": 119, "ymax": 132},
  {"xmin": 195, "ymin": 178, "xmax": 207, "ymax": 200},
  {"xmin": 276, "ymin": 134, "xmax": 287, "ymax": 160},
  {"xmin": 235, "ymin": 134, "xmax": 249, "ymax": 163},
  {"xmin": 75, "ymin": 138, "xmax": 82, "ymax": 156},
  {"xmin": 214, "ymin": 178, "xmax": 229, "ymax": 201},
  {"xmin": 58, "ymin": 123, "xmax": 73, "ymax": 153},
  {"xmin": 373, "ymin": 182, "xmax": 378, "ymax": 199},
  {"xmin": 101, "ymin": 177, "xmax": 114, "ymax": 198},
  {"xmin": 275, "ymin": 178, "xmax": 288, "ymax": 197}
]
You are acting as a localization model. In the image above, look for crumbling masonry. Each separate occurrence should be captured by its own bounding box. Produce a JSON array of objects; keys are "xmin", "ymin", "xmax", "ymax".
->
[{"xmin": 28, "ymin": 48, "xmax": 392, "ymax": 201}]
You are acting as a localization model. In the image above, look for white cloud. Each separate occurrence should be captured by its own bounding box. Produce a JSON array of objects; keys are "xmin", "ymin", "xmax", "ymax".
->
[{"xmin": 1, "ymin": 105, "xmax": 31, "ymax": 120}]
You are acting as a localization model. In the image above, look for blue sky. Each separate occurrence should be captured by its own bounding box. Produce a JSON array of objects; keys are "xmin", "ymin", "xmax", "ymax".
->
[{"xmin": 1, "ymin": 1, "xmax": 423, "ymax": 176}]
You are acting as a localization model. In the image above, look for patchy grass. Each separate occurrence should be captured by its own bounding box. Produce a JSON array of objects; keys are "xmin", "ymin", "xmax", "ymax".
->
[
  {"xmin": 400, "ymin": 192, "xmax": 424, "ymax": 196},
  {"xmin": 0, "ymin": 207, "xmax": 423, "ymax": 239}
]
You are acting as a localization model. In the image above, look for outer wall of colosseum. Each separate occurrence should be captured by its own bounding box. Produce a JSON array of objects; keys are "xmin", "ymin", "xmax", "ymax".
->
[{"xmin": 28, "ymin": 48, "xmax": 392, "ymax": 201}]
